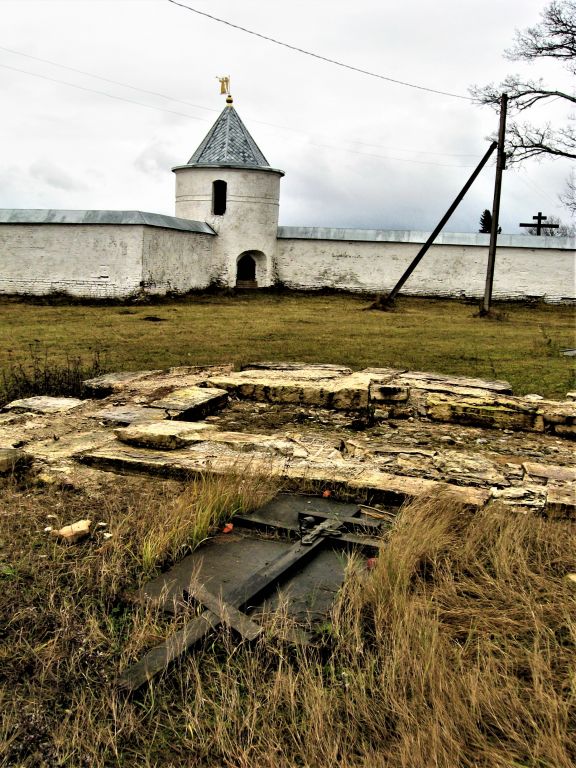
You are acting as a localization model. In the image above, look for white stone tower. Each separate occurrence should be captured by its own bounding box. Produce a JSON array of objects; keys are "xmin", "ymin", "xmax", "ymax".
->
[{"xmin": 172, "ymin": 95, "xmax": 284, "ymax": 288}]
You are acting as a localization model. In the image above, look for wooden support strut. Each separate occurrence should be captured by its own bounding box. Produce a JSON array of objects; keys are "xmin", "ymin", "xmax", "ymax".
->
[{"xmin": 378, "ymin": 140, "xmax": 498, "ymax": 308}]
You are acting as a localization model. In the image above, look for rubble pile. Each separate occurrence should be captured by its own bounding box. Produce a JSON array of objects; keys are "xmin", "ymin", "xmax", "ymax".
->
[{"xmin": 1, "ymin": 362, "xmax": 574, "ymax": 517}]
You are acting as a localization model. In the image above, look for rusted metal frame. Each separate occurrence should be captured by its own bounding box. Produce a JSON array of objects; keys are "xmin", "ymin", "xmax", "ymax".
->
[
  {"xmin": 118, "ymin": 525, "xmax": 336, "ymax": 692},
  {"xmin": 232, "ymin": 512, "xmax": 386, "ymax": 551}
]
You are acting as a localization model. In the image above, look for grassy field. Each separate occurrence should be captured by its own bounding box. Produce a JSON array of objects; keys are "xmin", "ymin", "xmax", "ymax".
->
[
  {"xmin": 1, "ymin": 480, "xmax": 574, "ymax": 767},
  {"xmin": 0, "ymin": 293, "xmax": 574, "ymax": 399}
]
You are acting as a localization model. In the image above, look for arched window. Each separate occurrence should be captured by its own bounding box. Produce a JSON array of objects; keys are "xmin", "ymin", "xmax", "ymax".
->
[{"xmin": 212, "ymin": 180, "xmax": 227, "ymax": 215}]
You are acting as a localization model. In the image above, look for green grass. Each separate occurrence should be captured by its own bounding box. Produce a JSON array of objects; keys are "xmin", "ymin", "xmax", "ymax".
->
[{"xmin": 0, "ymin": 293, "xmax": 574, "ymax": 398}]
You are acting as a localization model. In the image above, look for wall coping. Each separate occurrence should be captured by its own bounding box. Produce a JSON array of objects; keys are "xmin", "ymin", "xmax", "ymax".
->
[
  {"xmin": 277, "ymin": 226, "xmax": 575, "ymax": 250},
  {"xmin": 0, "ymin": 209, "xmax": 216, "ymax": 234}
]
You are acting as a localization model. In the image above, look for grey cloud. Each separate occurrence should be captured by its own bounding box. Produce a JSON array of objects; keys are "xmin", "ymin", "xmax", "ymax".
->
[{"xmin": 29, "ymin": 161, "xmax": 85, "ymax": 192}]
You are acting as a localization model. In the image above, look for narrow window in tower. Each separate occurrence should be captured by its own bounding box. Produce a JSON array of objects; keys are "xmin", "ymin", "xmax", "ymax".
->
[{"xmin": 212, "ymin": 180, "xmax": 227, "ymax": 215}]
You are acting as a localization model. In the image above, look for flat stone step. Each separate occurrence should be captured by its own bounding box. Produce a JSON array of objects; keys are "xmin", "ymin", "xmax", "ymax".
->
[{"xmin": 2, "ymin": 396, "xmax": 84, "ymax": 415}]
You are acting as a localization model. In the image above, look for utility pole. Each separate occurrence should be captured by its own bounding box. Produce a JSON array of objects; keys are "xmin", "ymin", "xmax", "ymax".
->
[{"xmin": 481, "ymin": 93, "xmax": 507, "ymax": 315}]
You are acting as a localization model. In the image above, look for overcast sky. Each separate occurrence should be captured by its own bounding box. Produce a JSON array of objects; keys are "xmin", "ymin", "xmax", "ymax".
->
[{"xmin": 1, "ymin": 0, "xmax": 573, "ymax": 233}]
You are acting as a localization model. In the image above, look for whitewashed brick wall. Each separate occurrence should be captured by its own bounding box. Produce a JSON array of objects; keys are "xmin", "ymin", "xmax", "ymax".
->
[
  {"xmin": 0, "ymin": 224, "xmax": 144, "ymax": 298},
  {"xmin": 141, "ymin": 228, "xmax": 215, "ymax": 293},
  {"xmin": 276, "ymin": 231, "xmax": 576, "ymax": 302}
]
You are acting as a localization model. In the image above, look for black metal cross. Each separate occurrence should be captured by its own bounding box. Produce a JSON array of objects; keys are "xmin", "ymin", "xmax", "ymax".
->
[{"xmin": 519, "ymin": 211, "xmax": 559, "ymax": 236}]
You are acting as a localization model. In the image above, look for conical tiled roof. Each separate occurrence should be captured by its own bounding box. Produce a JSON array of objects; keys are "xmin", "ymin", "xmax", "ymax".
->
[{"xmin": 188, "ymin": 103, "xmax": 270, "ymax": 168}]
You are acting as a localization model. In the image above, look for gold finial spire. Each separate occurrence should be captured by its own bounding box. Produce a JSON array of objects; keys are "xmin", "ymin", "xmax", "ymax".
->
[{"xmin": 217, "ymin": 76, "xmax": 232, "ymax": 104}]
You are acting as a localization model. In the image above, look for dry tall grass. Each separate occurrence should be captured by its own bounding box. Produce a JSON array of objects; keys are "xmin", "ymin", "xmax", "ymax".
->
[{"xmin": 1, "ymin": 482, "xmax": 574, "ymax": 767}]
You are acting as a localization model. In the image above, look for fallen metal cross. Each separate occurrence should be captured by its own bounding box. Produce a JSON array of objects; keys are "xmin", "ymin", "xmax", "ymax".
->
[
  {"xmin": 118, "ymin": 501, "xmax": 387, "ymax": 692},
  {"xmin": 519, "ymin": 211, "xmax": 559, "ymax": 236}
]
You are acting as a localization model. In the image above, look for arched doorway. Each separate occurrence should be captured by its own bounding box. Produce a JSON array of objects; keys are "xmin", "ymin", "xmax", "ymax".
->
[{"xmin": 236, "ymin": 251, "xmax": 263, "ymax": 288}]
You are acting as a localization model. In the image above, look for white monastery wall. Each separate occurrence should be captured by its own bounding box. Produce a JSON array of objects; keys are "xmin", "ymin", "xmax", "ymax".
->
[
  {"xmin": 174, "ymin": 166, "xmax": 282, "ymax": 286},
  {"xmin": 0, "ymin": 224, "xmax": 144, "ymax": 298},
  {"xmin": 276, "ymin": 230, "xmax": 576, "ymax": 302},
  {"xmin": 141, "ymin": 228, "xmax": 215, "ymax": 294}
]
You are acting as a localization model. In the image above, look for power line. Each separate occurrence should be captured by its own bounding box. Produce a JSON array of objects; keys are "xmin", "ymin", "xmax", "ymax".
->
[
  {"xmin": 0, "ymin": 44, "xmax": 219, "ymax": 115},
  {"xmin": 0, "ymin": 57, "xmax": 483, "ymax": 168},
  {"xmin": 0, "ymin": 62, "xmax": 206, "ymax": 121},
  {"xmin": 311, "ymin": 141, "xmax": 476, "ymax": 168},
  {"xmin": 166, "ymin": 0, "xmax": 473, "ymax": 101}
]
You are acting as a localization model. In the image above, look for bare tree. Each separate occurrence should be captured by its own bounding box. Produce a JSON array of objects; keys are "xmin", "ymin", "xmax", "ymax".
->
[
  {"xmin": 559, "ymin": 167, "xmax": 576, "ymax": 213},
  {"xmin": 470, "ymin": 1, "xmax": 575, "ymax": 165}
]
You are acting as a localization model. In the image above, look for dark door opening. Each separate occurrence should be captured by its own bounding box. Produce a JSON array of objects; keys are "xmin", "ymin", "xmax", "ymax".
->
[{"xmin": 236, "ymin": 254, "xmax": 257, "ymax": 288}]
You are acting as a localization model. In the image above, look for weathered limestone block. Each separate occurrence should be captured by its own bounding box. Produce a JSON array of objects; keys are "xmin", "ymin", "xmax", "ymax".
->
[
  {"xmin": 432, "ymin": 450, "xmax": 507, "ymax": 487},
  {"xmin": 491, "ymin": 484, "xmax": 547, "ymax": 509},
  {"xmin": 30, "ymin": 431, "xmax": 117, "ymax": 462},
  {"xmin": 523, "ymin": 462, "xmax": 576, "ymax": 483},
  {"xmin": 545, "ymin": 481, "xmax": 576, "ymax": 518},
  {"xmin": 92, "ymin": 406, "xmax": 168, "ymax": 426},
  {"xmin": 243, "ymin": 362, "xmax": 353, "ymax": 376},
  {"xmin": 149, "ymin": 386, "xmax": 228, "ymax": 420},
  {"xmin": 3, "ymin": 396, "xmax": 84, "ymax": 414},
  {"xmin": 362, "ymin": 368, "xmax": 513, "ymax": 395},
  {"xmin": 83, "ymin": 370, "xmax": 162, "ymax": 397},
  {"xmin": 344, "ymin": 469, "xmax": 490, "ymax": 508},
  {"xmin": 534, "ymin": 400, "xmax": 576, "ymax": 438},
  {"xmin": 199, "ymin": 432, "xmax": 310, "ymax": 457},
  {"xmin": 425, "ymin": 394, "xmax": 544, "ymax": 432},
  {"xmin": 553, "ymin": 424, "xmax": 576, "ymax": 439},
  {"xmin": 206, "ymin": 371, "xmax": 370, "ymax": 410},
  {"xmin": 115, "ymin": 421, "xmax": 217, "ymax": 450},
  {"xmin": 369, "ymin": 383, "xmax": 411, "ymax": 403},
  {"xmin": 0, "ymin": 447, "xmax": 29, "ymax": 474},
  {"xmin": 80, "ymin": 443, "xmax": 489, "ymax": 509},
  {"xmin": 116, "ymin": 425, "xmax": 313, "ymax": 457}
]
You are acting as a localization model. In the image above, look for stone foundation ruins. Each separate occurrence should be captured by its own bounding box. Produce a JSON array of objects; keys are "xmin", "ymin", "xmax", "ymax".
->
[{"xmin": 1, "ymin": 362, "xmax": 574, "ymax": 518}]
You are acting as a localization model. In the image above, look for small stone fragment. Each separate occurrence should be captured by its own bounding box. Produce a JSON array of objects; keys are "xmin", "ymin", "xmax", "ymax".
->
[{"xmin": 51, "ymin": 519, "xmax": 92, "ymax": 543}]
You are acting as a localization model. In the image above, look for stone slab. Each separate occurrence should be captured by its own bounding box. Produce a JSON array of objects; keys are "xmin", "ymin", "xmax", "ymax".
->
[
  {"xmin": 91, "ymin": 406, "xmax": 168, "ymax": 426},
  {"xmin": 80, "ymin": 443, "xmax": 489, "ymax": 508},
  {"xmin": 536, "ymin": 400, "xmax": 576, "ymax": 426},
  {"xmin": 83, "ymin": 370, "xmax": 162, "ymax": 396},
  {"xmin": 362, "ymin": 368, "xmax": 513, "ymax": 394},
  {"xmin": 2, "ymin": 396, "xmax": 84, "ymax": 415},
  {"xmin": 523, "ymin": 462, "xmax": 576, "ymax": 483},
  {"xmin": 425, "ymin": 394, "xmax": 544, "ymax": 432},
  {"xmin": 206, "ymin": 372, "xmax": 370, "ymax": 410},
  {"xmin": 243, "ymin": 362, "xmax": 353, "ymax": 375},
  {"xmin": 149, "ymin": 386, "xmax": 228, "ymax": 420},
  {"xmin": 115, "ymin": 421, "xmax": 217, "ymax": 450}
]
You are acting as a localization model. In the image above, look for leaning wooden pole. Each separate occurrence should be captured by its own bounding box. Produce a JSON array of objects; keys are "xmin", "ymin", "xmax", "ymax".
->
[
  {"xmin": 377, "ymin": 140, "xmax": 497, "ymax": 308},
  {"xmin": 481, "ymin": 93, "xmax": 508, "ymax": 315}
]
